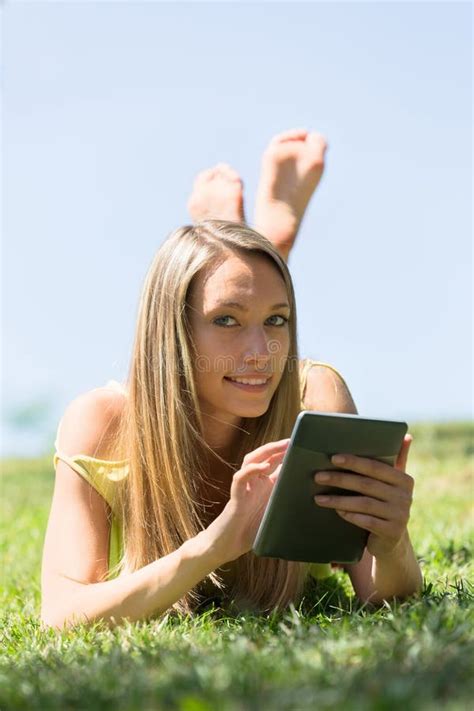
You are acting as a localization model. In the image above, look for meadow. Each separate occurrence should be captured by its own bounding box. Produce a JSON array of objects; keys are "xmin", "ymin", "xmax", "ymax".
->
[{"xmin": 1, "ymin": 422, "xmax": 473, "ymax": 710}]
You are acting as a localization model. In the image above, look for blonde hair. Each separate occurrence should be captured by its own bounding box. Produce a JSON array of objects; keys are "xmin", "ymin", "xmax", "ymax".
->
[{"xmin": 107, "ymin": 220, "xmax": 310, "ymax": 616}]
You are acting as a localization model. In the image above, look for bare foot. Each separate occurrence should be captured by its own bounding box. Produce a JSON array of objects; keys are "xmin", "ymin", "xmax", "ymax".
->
[
  {"xmin": 254, "ymin": 129, "xmax": 328, "ymax": 260},
  {"xmin": 187, "ymin": 163, "xmax": 245, "ymax": 223}
]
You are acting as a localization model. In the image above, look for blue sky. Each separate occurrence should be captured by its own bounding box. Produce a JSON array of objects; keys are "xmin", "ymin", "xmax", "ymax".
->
[{"xmin": 2, "ymin": 1, "xmax": 472, "ymax": 457}]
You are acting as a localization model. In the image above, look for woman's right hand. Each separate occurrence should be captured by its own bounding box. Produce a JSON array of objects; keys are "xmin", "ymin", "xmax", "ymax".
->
[{"xmin": 205, "ymin": 438, "xmax": 290, "ymax": 564}]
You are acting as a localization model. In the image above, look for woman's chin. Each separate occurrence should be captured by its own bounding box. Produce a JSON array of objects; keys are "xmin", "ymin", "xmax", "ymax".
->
[
  {"xmin": 222, "ymin": 381, "xmax": 276, "ymax": 416},
  {"xmin": 228, "ymin": 399, "xmax": 270, "ymax": 418}
]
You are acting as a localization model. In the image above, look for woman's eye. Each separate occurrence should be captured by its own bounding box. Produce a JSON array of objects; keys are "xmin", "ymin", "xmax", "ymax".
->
[
  {"xmin": 213, "ymin": 315, "xmax": 288, "ymax": 328},
  {"xmin": 267, "ymin": 315, "xmax": 289, "ymax": 327},
  {"xmin": 213, "ymin": 316, "xmax": 238, "ymax": 327}
]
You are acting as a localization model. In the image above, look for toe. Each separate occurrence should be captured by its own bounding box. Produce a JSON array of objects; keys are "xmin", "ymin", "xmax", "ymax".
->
[
  {"xmin": 225, "ymin": 167, "xmax": 243, "ymax": 184},
  {"xmin": 215, "ymin": 162, "xmax": 242, "ymax": 184},
  {"xmin": 270, "ymin": 128, "xmax": 309, "ymax": 144},
  {"xmin": 194, "ymin": 167, "xmax": 217, "ymax": 184},
  {"xmin": 212, "ymin": 162, "xmax": 231, "ymax": 177},
  {"xmin": 304, "ymin": 134, "xmax": 328, "ymax": 169},
  {"xmin": 306, "ymin": 132, "xmax": 328, "ymax": 153}
]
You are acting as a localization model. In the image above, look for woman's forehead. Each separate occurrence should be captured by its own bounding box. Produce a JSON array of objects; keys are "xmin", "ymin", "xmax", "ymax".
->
[{"xmin": 192, "ymin": 252, "xmax": 288, "ymax": 309}]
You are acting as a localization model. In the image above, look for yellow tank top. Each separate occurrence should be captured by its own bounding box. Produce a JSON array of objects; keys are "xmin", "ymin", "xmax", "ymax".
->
[{"xmin": 53, "ymin": 359, "xmax": 349, "ymax": 582}]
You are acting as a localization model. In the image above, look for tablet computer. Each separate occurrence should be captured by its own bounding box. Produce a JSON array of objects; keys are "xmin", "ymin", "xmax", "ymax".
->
[{"xmin": 252, "ymin": 411, "xmax": 408, "ymax": 564}]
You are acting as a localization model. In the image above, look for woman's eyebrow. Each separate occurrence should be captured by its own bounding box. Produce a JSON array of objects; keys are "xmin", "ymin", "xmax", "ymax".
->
[{"xmin": 215, "ymin": 301, "xmax": 290, "ymax": 311}]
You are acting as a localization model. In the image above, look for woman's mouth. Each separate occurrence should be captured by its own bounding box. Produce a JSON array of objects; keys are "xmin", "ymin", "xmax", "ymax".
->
[{"xmin": 224, "ymin": 375, "xmax": 272, "ymax": 392}]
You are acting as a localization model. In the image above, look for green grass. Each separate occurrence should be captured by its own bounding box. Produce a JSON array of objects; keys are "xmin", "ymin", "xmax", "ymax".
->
[{"xmin": 1, "ymin": 422, "xmax": 473, "ymax": 710}]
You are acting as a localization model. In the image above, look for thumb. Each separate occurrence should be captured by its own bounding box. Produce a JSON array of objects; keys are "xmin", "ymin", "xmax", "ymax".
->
[
  {"xmin": 396, "ymin": 434, "xmax": 413, "ymax": 472},
  {"xmin": 269, "ymin": 463, "xmax": 283, "ymax": 484}
]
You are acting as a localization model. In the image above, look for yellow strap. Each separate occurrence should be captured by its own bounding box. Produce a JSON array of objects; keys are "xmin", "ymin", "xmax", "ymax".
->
[
  {"xmin": 53, "ymin": 450, "xmax": 118, "ymax": 512},
  {"xmin": 53, "ymin": 450, "xmax": 90, "ymax": 479}
]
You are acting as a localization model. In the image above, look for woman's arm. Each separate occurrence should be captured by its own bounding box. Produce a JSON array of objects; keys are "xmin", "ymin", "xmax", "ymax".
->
[
  {"xmin": 347, "ymin": 530, "xmax": 423, "ymax": 604},
  {"xmin": 302, "ymin": 363, "xmax": 423, "ymax": 604},
  {"xmin": 41, "ymin": 528, "xmax": 225, "ymax": 631},
  {"xmin": 41, "ymin": 391, "xmax": 228, "ymax": 631}
]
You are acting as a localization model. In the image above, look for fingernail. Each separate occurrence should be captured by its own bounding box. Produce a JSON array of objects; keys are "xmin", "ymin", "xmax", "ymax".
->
[
  {"xmin": 315, "ymin": 472, "xmax": 329, "ymax": 481},
  {"xmin": 332, "ymin": 455, "xmax": 345, "ymax": 464}
]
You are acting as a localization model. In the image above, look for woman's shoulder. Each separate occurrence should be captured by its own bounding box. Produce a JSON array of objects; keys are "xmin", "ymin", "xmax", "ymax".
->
[
  {"xmin": 52, "ymin": 384, "xmax": 129, "ymax": 514},
  {"xmin": 299, "ymin": 358, "xmax": 348, "ymax": 383},
  {"xmin": 56, "ymin": 382, "xmax": 128, "ymax": 463},
  {"xmin": 299, "ymin": 358, "xmax": 357, "ymax": 413}
]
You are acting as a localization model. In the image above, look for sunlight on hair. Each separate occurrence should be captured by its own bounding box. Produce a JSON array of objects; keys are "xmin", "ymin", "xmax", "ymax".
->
[{"xmin": 104, "ymin": 220, "xmax": 312, "ymax": 615}]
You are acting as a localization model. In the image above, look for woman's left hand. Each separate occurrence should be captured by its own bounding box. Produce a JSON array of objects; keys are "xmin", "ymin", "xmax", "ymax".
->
[{"xmin": 314, "ymin": 434, "xmax": 415, "ymax": 559}]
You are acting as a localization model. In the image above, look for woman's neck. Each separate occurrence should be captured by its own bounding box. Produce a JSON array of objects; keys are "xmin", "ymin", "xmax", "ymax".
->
[{"xmin": 200, "ymin": 409, "xmax": 243, "ymax": 460}]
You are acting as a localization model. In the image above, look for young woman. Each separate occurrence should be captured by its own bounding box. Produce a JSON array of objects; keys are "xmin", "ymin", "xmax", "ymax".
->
[{"xmin": 41, "ymin": 130, "xmax": 422, "ymax": 630}]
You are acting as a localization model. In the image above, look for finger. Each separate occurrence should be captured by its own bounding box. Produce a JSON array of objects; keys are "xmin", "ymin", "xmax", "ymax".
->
[
  {"xmin": 269, "ymin": 463, "xmax": 283, "ymax": 483},
  {"xmin": 240, "ymin": 448, "xmax": 287, "ymax": 477},
  {"xmin": 395, "ymin": 434, "xmax": 413, "ymax": 472},
  {"xmin": 246, "ymin": 449, "xmax": 288, "ymax": 477},
  {"xmin": 335, "ymin": 510, "xmax": 394, "ymax": 537},
  {"xmin": 243, "ymin": 439, "xmax": 290, "ymax": 465},
  {"xmin": 266, "ymin": 448, "xmax": 289, "ymax": 463},
  {"xmin": 236, "ymin": 460, "xmax": 272, "ymax": 480},
  {"xmin": 330, "ymin": 454, "xmax": 413, "ymax": 492},
  {"xmin": 314, "ymin": 494, "xmax": 392, "ymax": 521},
  {"xmin": 314, "ymin": 470, "xmax": 399, "ymax": 503}
]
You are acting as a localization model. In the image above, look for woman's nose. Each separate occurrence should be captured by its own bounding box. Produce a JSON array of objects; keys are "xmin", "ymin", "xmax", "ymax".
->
[{"xmin": 242, "ymin": 327, "xmax": 272, "ymax": 360}]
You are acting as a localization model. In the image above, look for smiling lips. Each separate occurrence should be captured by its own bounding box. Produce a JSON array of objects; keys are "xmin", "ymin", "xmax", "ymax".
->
[
  {"xmin": 224, "ymin": 374, "xmax": 272, "ymax": 391},
  {"xmin": 227, "ymin": 375, "xmax": 270, "ymax": 385}
]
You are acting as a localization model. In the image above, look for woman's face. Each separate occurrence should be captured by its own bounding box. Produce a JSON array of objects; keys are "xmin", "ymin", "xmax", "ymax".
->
[{"xmin": 187, "ymin": 250, "xmax": 291, "ymax": 424}]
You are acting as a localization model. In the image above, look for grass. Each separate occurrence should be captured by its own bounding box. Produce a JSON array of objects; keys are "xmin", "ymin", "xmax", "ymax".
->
[{"xmin": 1, "ymin": 421, "xmax": 473, "ymax": 710}]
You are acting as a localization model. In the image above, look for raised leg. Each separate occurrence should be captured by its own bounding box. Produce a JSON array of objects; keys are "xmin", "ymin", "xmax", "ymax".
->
[{"xmin": 253, "ymin": 129, "xmax": 328, "ymax": 262}]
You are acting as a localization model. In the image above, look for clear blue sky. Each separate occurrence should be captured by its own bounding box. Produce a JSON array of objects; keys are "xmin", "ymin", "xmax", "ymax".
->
[{"xmin": 2, "ymin": 1, "xmax": 472, "ymax": 457}]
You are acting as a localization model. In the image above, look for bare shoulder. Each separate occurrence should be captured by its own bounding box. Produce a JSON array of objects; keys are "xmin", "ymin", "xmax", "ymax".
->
[
  {"xmin": 303, "ymin": 362, "xmax": 358, "ymax": 414},
  {"xmin": 58, "ymin": 386, "xmax": 127, "ymax": 460}
]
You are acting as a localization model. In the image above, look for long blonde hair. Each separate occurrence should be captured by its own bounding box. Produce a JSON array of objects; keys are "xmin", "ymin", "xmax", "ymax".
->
[{"xmin": 108, "ymin": 220, "xmax": 310, "ymax": 616}]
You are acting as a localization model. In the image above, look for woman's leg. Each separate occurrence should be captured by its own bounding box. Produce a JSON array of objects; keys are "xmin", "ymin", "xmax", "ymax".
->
[
  {"xmin": 186, "ymin": 128, "xmax": 327, "ymax": 262},
  {"xmin": 253, "ymin": 129, "xmax": 327, "ymax": 263}
]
